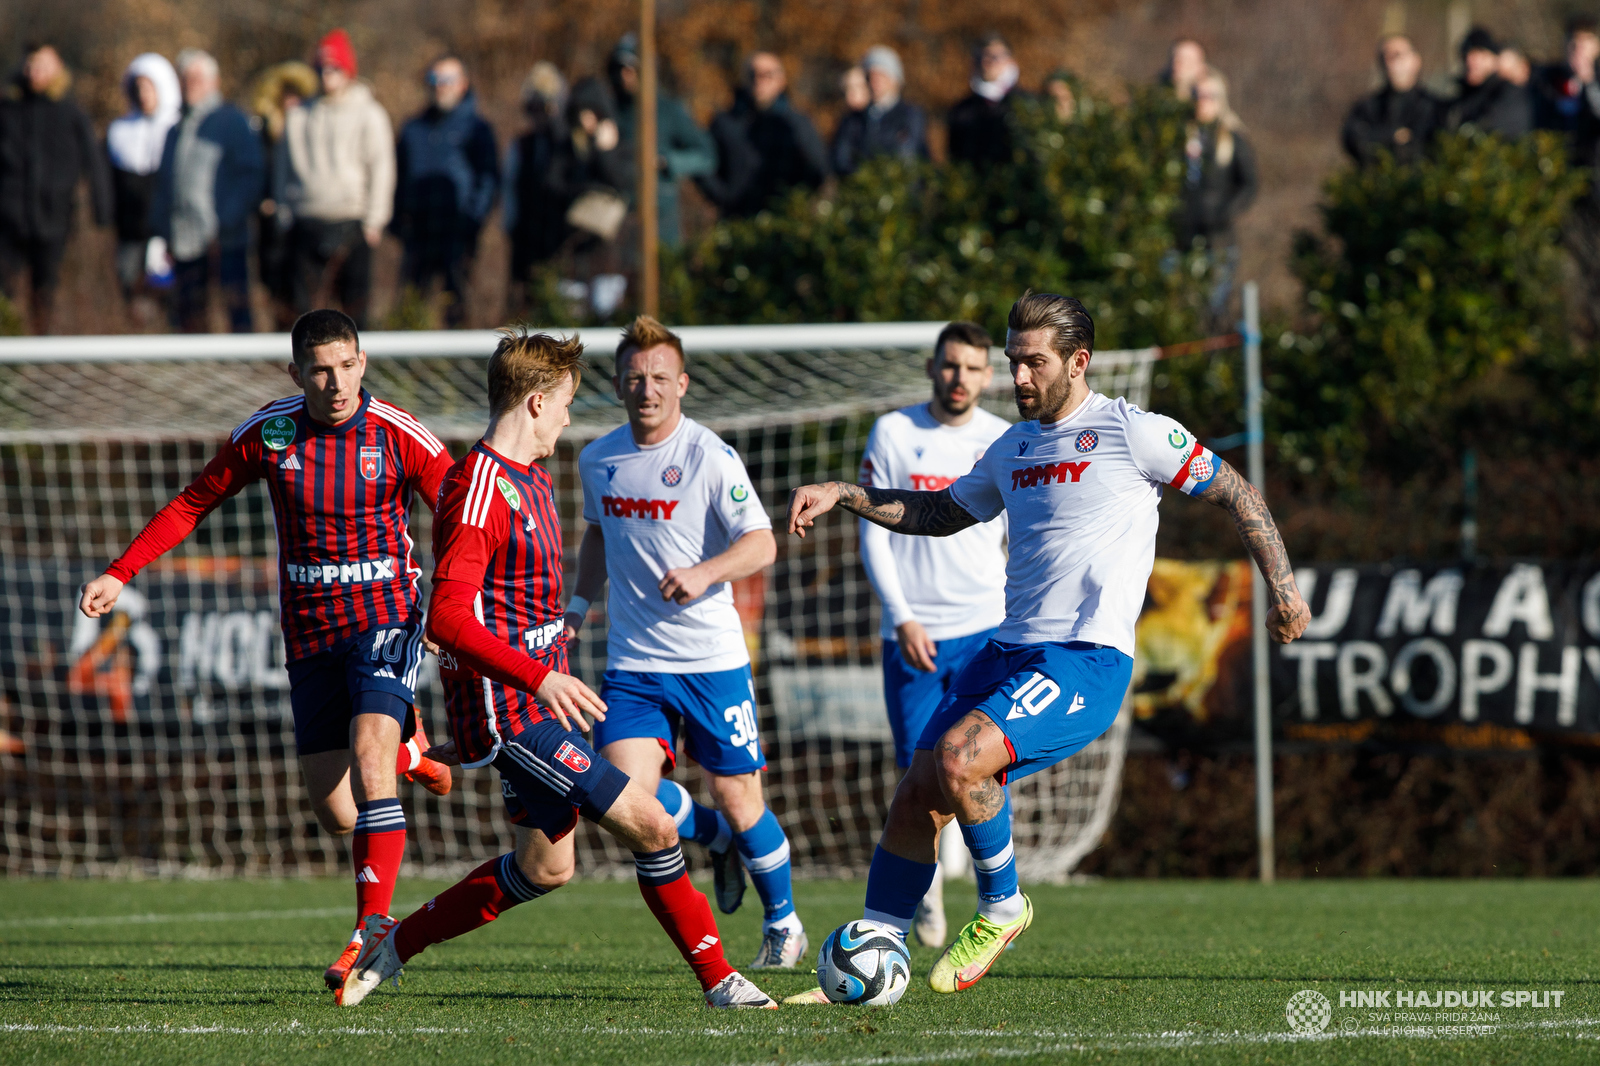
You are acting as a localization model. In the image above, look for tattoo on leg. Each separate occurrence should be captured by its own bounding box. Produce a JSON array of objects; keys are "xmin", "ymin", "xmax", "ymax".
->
[{"xmin": 967, "ymin": 777, "xmax": 1005, "ymax": 820}]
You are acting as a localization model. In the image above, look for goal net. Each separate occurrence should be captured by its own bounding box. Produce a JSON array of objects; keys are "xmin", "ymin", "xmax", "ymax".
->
[{"xmin": 0, "ymin": 325, "xmax": 1153, "ymax": 883}]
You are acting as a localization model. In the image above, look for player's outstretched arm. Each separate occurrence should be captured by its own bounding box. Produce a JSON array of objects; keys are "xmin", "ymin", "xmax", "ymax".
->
[
  {"xmin": 79, "ymin": 574, "xmax": 126, "ymax": 619},
  {"xmin": 1197, "ymin": 460, "xmax": 1310, "ymax": 643},
  {"xmin": 787, "ymin": 482, "xmax": 978, "ymax": 538}
]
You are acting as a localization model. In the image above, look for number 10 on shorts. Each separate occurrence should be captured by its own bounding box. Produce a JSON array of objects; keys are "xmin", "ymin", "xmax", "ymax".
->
[
  {"xmin": 724, "ymin": 700, "xmax": 761, "ymax": 760},
  {"xmin": 1005, "ymin": 672, "xmax": 1063, "ymax": 720}
]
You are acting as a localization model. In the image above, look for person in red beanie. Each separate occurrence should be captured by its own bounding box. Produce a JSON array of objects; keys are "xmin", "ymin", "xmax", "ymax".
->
[{"xmin": 271, "ymin": 29, "xmax": 395, "ymax": 329}]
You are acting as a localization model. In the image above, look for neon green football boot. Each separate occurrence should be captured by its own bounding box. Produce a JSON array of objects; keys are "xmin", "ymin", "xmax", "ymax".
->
[{"xmin": 927, "ymin": 894, "xmax": 1033, "ymax": 993}]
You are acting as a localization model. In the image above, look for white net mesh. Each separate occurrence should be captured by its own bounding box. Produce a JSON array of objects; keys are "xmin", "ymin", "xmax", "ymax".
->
[{"xmin": 0, "ymin": 327, "xmax": 1152, "ymax": 882}]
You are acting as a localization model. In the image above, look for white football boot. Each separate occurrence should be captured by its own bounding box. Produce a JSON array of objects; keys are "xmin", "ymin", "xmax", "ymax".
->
[
  {"xmin": 339, "ymin": 913, "xmax": 402, "ymax": 1007},
  {"xmin": 749, "ymin": 926, "xmax": 809, "ymax": 969},
  {"xmin": 704, "ymin": 971, "xmax": 778, "ymax": 1009}
]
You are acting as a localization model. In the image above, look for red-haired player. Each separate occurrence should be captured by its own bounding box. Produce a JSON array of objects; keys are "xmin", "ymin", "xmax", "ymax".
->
[
  {"xmin": 340, "ymin": 328, "xmax": 774, "ymax": 1010},
  {"xmin": 78, "ymin": 310, "xmax": 456, "ymax": 996}
]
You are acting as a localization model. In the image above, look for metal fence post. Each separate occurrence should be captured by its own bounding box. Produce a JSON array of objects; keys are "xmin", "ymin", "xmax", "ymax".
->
[{"xmin": 1244, "ymin": 280, "xmax": 1275, "ymax": 884}]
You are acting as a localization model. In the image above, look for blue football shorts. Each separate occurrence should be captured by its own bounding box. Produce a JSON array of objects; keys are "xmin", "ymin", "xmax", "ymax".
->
[
  {"xmin": 593, "ymin": 666, "xmax": 766, "ymax": 776},
  {"xmin": 286, "ymin": 619, "xmax": 424, "ymax": 755},
  {"xmin": 496, "ymin": 719, "xmax": 630, "ymax": 843},
  {"xmin": 915, "ymin": 640, "xmax": 1133, "ymax": 783},
  {"xmin": 882, "ymin": 626, "xmax": 998, "ymax": 769}
]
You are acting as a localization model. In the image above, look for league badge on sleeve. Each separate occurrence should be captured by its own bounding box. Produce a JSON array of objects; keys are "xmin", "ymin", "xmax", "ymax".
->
[
  {"xmin": 359, "ymin": 447, "xmax": 383, "ymax": 480},
  {"xmin": 554, "ymin": 741, "xmax": 591, "ymax": 773},
  {"xmin": 496, "ymin": 476, "xmax": 523, "ymax": 511}
]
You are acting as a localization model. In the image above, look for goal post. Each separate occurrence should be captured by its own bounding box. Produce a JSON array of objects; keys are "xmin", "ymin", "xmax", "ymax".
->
[{"xmin": 0, "ymin": 325, "xmax": 1154, "ymax": 881}]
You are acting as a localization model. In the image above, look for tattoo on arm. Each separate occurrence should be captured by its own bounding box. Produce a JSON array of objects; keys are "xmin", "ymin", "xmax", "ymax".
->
[
  {"xmin": 834, "ymin": 483, "xmax": 979, "ymax": 536},
  {"xmin": 1198, "ymin": 461, "xmax": 1298, "ymax": 606}
]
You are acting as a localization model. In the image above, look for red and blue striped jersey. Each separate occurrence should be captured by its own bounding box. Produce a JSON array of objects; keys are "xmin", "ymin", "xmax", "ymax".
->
[
  {"xmin": 108, "ymin": 389, "xmax": 453, "ymax": 662},
  {"xmin": 431, "ymin": 443, "xmax": 567, "ymax": 767}
]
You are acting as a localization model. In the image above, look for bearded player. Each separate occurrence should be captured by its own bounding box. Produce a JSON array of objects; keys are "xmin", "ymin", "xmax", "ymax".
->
[
  {"xmin": 565, "ymin": 315, "xmax": 806, "ymax": 969},
  {"xmin": 340, "ymin": 328, "xmax": 775, "ymax": 1010},
  {"xmin": 785, "ymin": 293, "xmax": 1310, "ymax": 998},
  {"xmin": 858, "ymin": 320, "xmax": 1010, "ymax": 948},
  {"xmin": 78, "ymin": 309, "xmax": 454, "ymax": 995}
]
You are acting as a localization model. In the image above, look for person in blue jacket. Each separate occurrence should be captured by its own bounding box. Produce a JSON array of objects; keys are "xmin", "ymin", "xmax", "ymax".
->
[
  {"xmin": 393, "ymin": 55, "xmax": 498, "ymax": 327},
  {"xmin": 151, "ymin": 48, "xmax": 265, "ymax": 333}
]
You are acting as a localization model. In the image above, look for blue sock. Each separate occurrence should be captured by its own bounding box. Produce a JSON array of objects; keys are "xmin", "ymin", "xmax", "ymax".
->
[
  {"xmin": 960, "ymin": 788, "xmax": 1024, "ymax": 923},
  {"xmin": 656, "ymin": 779, "xmax": 730, "ymax": 852},
  {"xmin": 734, "ymin": 809, "xmax": 797, "ymax": 928},
  {"xmin": 862, "ymin": 845, "xmax": 938, "ymax": 934}
]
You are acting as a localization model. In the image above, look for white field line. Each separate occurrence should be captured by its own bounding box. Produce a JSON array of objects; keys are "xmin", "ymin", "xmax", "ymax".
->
[
  {"xmin": 3, "ymin": 1015, "xmax": 1598, "ymax": 1050},
  {"xmin": 0, "ymin": 903, "xmax": 422, "ymax": 929},
  {"xmin": 1, "ymin": 892, "xmax": 639, "ymax": 931}
]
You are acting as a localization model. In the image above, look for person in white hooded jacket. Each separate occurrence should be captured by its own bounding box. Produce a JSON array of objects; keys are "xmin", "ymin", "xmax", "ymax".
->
[{"xmin": 104, "ymin": 52, "xmax": 179, "ymax": 310}]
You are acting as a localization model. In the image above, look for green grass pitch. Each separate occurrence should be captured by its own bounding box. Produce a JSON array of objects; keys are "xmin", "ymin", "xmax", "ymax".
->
[{"xmin": 1, "ymin": 877, "xmax": 1596, "ymax": 1065}]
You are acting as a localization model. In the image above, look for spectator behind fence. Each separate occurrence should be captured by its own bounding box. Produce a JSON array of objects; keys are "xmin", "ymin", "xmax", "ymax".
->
[
  {"xmin": 393, "ymin": 55, "xmax": 498, "ymax": 328},
  {"xmin": 1533, "ymin": 17, "xmax": 1600, "ymax": 162},
  {"xmin": 1043, "ymin": 70, "xmax": 1079, "ymax": 124},
  {"xmin": 948, "ymin": 34, "xmax": 1030, "ymax": 167},
  {"xmin": 1341, "ymin": 35, "xmax": 1439, "ymax": 167},
  {"xmin": 558, "ymin": 75, "xmax": 634, "ymax": 317},
  {"xmin": 1177, "ymin": 69, "xmax": 1257, "ymax": 325},
  {"xmin": 249, "ymin": 61, "xmax": 319, "ymax": 330},
  {"xmin": 505, "ymin": 62, "xmax": 570, "ymax": 308},
  {"xmin": 105, "ymin": 53, "xmax": 180, "ymax": 321},
  {"xmin": 1161, "ymin": 39, "xmax": 1208, "ymax": 102},
  {"xmin": 151, "ymin": 49, "xmax": 264, "ymax": 334},
  {"xmin": 1444, "ymin": 27, "xmax": 1532, "ymax": 139},
  {"xmin": 608, "ymin": 33, "xmax": 716, "ymax": 249},
  {"xmin": 831, "ymin": 46, "xmax": 928, "ymax": 177},
  {"xmin": 699, "ymin": 52, "xmax": 827, "ymax": 218},
  {"xmin": 0, "ymin": 44, "xmax": 112, "ymax": 334},
  {"xmin": 274, "ymin": 29, "xmax": 395, "ymax": 329}
]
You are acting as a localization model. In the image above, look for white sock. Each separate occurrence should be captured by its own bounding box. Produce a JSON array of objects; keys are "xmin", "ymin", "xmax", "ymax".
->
[
  {"xmin": 977, "ymin": 891, "xmax": 1025, "ymax": 925},
  {"xmin": 763, "ymin": 911, "xmax": 804, "ymax": 936}
]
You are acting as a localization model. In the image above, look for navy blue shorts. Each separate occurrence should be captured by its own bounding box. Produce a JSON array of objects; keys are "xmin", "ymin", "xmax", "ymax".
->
[
  {"xmin": 915, "ymin": 640, "xmax": 1133, "ymax": 783},
  {"xmin": 286, "ymin": 619, "xmax": 424, "ymax": 755},
  {"xmin": 494, "ymin": 719, "xmax": 630, "ymax": 843},
  {"xmin": 592, "ymin": 666, "xmax": 766, "ymax": 776},
  {"xmin": 883, "ymin": 627, "xmax": 998, "ymax": 769}
]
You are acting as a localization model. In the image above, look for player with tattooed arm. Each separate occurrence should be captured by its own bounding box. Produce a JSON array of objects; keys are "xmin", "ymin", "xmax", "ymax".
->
[{"xmin": 783, "ymin": 292, "xmax": 1310, "ymax": 999}]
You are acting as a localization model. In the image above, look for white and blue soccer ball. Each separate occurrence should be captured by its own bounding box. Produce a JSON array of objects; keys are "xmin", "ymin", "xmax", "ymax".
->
[{"xmin": 816, "ymin": 920, "xmax": 911, "ymax": 1005}]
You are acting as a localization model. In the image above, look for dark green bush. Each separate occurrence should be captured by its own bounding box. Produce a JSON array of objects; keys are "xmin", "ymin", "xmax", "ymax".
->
[
  {"xmin": 665, "ymin": 87, "xmax": 1216, "ymax": 348},
  {"xmin": 1278, "ymin": 132, "xmax": 1589, "ymax": 484}
]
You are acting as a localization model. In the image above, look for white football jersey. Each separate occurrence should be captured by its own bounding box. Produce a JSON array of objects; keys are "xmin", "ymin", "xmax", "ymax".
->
[
  {"xmin": 949, "ymin": 392, "xmax": 1218, "ymax": 655},
  {"xmin": 857, "ymin": 403, "xmax": 1010, "ymax": 641},
  {"xmin": 580, "ymin": 416, "xmax": 771, "ymax": 674}
]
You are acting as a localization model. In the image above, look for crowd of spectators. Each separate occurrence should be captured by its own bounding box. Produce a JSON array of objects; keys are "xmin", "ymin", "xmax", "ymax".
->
[
  {"xmin": 1342, "ymin": 19, "xmax": 1600, "ymax": 164},
  {"xmin": 6, "ymin": 22, "xmax": 1587, "ymax": 335}
]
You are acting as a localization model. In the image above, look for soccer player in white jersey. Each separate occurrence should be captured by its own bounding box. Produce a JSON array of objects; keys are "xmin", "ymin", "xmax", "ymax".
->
[
  {"xmin": 566, "ymin": 315, "xmax": 808, "ymax": 969},
  {"xmin": 785, "ymin": 293, "xmax": 1310, "ymax": 999},
  {"xmin": 858, "ymin": 320, "xmax": 1010, "ymax": 947}
]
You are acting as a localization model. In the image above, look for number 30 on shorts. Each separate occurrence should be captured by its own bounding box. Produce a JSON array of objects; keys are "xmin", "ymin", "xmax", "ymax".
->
[{"xmin": 724, "ymin": 699, "xmax": 760, "ymax": 756}]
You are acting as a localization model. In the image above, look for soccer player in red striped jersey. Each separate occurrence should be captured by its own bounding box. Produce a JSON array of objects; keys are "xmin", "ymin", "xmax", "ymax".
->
[
  {"xmin": 339, "ymin": 329, "xmax": 775, "ymax": 1010},
  {"xmin": 78, "ymin": 310, "xmax": 456, "ymax": 996}
]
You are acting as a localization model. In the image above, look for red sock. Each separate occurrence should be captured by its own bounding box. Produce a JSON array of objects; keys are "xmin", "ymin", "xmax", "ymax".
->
[
  {"xmin": 352, "ymin": 798, "xmax": 406, "ymax": 922},
  {"xmin": 394, "ymin": 737, "xmax": 421, "ymax": 776},
  {"xmin": 635, "ymin": 847, "xmax": 735, "ymax": 991},
  {"xmin": 393, "ymin": 853, "xmax": 547, "ymax": 962}
]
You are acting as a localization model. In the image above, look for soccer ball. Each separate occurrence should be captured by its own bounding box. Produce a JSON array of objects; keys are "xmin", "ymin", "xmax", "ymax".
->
[{"xmin": 815, "ymin": 920, "xmax": 911, "ymax": 1005}]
